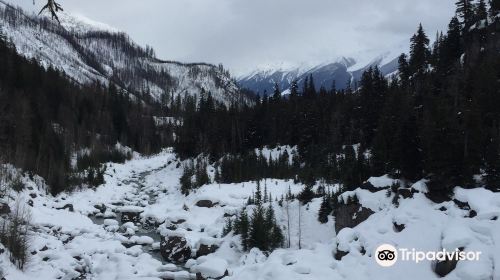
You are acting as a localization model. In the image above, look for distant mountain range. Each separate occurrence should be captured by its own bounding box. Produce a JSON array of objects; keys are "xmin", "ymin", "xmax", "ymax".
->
[
  {"xmin": 0, "ymin": 1, "xmax": 252, "ymax": 106},
  {"xmin": 237, "ymin": 44, "xmax": 408, "ymax": 95}
]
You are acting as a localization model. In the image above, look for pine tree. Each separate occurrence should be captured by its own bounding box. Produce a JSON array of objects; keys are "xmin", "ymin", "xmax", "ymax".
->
[
  {"xmin": 398, "ymin": 53, "xmax": 410, "ymax": 83},
  {"xmin": 409, "ymin": 24, "xmax": 430, "ymax": 75},
  {"xmin": 248, "ymin": 205, "xmax": 267, "ymax": 251},
  {"xmin": 475, "ymin": 0, "xmax": 488, "ymax": 22},
  {"xmin": 255, "ymin": 180, "xmax": 262, "ymax": 205},
  {"xmin": 272, "ymin": 82, "xmax": 281, "ymax": 101},
  {"xmin": 455, "ymin": 0, "xmax": 475, "ymax": 29},
  {"xmin": 234, "ymin": 209, "xmax": 249, "ymax": 251},
  {"xmin": 194, "ymin": 159, "xmax": 209, "ymax": 187},
  {"xmin": 180, "ymin": 162, "xmax": 194, "ymax": 195},
  {"xmin": 490, "ymin": 0, "xmax": 500, "ymax": 17},
  {"xmin": 298, "ymin": 184, "xmax": 315, "ymax": 204},
  {"xmin": 484, "ymin": 132, "xmax": 500, "ymax": 190},
  {"xmin": 317, "ymin": 194, "xmax": 332, "ymax": 223}
]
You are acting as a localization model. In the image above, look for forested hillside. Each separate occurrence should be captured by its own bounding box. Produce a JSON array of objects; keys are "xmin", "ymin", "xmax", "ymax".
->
[
  {"xmin": 0, "ymin": 26, "xmax": 172, "ymax": 193},
  {"xmin": 174, "ymin": 0, "xmax": 500, "ymax": 201}
]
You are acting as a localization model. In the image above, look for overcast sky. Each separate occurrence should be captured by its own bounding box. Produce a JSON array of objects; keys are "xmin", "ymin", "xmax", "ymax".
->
[{"xmin": 9, "ymin": 0, "xmax": 456, "ymax": 75}]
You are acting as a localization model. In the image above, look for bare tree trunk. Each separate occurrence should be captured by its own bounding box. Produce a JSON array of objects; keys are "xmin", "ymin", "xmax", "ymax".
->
[
  {"xmin": 286, "ymin": 199, "xmax": 291, "ymax": 248},
  {"xmin": 298, "ymin": 203, "xmax": 302, "ymax": 250}
]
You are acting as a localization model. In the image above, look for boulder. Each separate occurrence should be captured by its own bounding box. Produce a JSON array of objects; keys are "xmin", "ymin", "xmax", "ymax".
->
[
  {"xmin": 195, "ymin": 200, "xmax": 217, "ymax": 208},
  {"xmin": 119, "ymin": 206, "xmax": 144, "ymax": 223},
  {"xmin": 334, "ymin": 200, "xmax": 374, "ymax": 233},
  {"xmin": 435, "ymin": 258, "xmax": 459, "ymax": 277},
  {"xmin": 397, "ymin": 188, "xmax": 413, "ymax": 199},
  {"xmin": 196, "ymin": 243, "xmax": 219, "ymax": 258},
  {"xmin": 57, "ymin": 204, "xmax": 74, "ymax": 212},
  {"xmin": 334, "ymin": 249, "xmax": 349, "ymax": 260},
  {"xmin": 94, "ymin": 204, "xmax": 107, "ymax": 214},
  {"xmin": 192, "ymin": 258, "xmax": 228, "ymax": 280},
  {"xmin": 393, "ymin": 222, "xmax": 405, "ymax": 232},
  {"xmin": 0, "ymin": 203, "xmax": 10, "ymax": 215},
  {"xmin": 160, "ymin": 235, "xmax": 192, "ymax": 263}
]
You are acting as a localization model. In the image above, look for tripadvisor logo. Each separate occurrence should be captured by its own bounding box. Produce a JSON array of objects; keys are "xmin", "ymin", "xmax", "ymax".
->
[
  {"xmin": 374, "ymin": 244, "xmax": 482, "ymax": 267},
  {"xmin": 375, "ymin": 244, "xmax": 398, "ymax": 267}
]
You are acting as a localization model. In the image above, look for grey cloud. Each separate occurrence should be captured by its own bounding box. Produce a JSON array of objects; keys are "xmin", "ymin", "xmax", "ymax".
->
[{"xmin": 8, "ymin": 0, "xmax": 456, "ymax": 75}]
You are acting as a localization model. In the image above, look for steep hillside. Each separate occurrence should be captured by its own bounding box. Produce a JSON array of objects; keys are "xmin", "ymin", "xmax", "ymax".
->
[{"xmin": 0, "ymin": 1, "xmax": 251, "ymax": 106}]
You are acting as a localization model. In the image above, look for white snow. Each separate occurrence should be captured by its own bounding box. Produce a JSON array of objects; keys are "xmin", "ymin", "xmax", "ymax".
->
[{"xmin": 2, "ymin": 150, "xmax": 500, "ymax": 280}]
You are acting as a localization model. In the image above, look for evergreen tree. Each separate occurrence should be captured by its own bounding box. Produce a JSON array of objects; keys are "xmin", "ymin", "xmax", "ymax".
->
[
  {"xmin": 194, "ymin": 159, "xmax": 209, "ymax": 187},
  {"xmin": 248, "ymin": 205, "xmax": 267, "ymax": 251},
  {"xmin": 475, "ymin": 0, "xmax": 488, "ymax": 22},
  {"xmin": 455, "ymin": 0, "xmax": 475, "ymax": 29},
  {"xmin": 317, "ymin": 194, "xmax": 332, "ymax": 223},
  {"xmin": 234, "ymin": 209, "xmax": 250, "ymax": 251},
  {"xmin": 180, "ymin": 162, "xmax": 194, "ymax": 195},
  {"xmin": 409, "ymin": 24, "xmax": 430, "ymax": 75},
  {"xmin": 490, "ymin": 0, "xmax": 500, "ymax": 16},
  {"xmin": 255, "ymin": 180, "xmax": 262, "ymax": 205},
  {"xmin": 484, "ymin": 131, "xmax": 500, "ymax": 190},
  {"xmin": 272, "ymin": 82, "xmax": 281, "ymax": 101}
]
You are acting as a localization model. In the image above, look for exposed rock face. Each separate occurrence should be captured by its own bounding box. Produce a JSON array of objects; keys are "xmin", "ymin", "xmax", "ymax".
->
[
  {"xmin": 195, "ymin": 200, "xmax": 217, "ymax": 208},
  {"xmin": 160, "ymin": 236, "xmax": 192, "ymax": 263},
  {"xmin": 334, "ymin": 201, "xmax": 374, "ymax": 233}
]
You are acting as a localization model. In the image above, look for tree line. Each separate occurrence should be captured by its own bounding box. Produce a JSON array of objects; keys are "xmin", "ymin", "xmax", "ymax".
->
[{"xmin": 174, "ymin": 0, "xmax": 500, "ymax": 201}]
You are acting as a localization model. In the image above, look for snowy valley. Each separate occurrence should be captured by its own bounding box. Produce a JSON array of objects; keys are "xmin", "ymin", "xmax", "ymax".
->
[
  {"xmin": 1, "ymin": 0, "xmax": 500, "ymax": 279},
  {"xmin": 1, "ymin": 149, "xmax": 500, "ymax": 280}
]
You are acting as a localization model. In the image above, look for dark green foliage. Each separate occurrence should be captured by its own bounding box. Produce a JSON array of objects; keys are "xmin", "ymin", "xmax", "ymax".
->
[
  {"xmin": 298, "ymin": 185, "xmax": 315, "ymax": 205},
  {"xmin": 180, "ymin": 161, "xmax": 194, "ymax": 195},
  {"xmin": 0, "ymin": 34, "xmax": 169, "ymax": 194},
  {"xmin": 318, "ymin": 194, "xmax": 332, "ymax": 224},
  {"xmin": 231, "ymin": 204, "xmax": 283, "ymax": 252},
  {"xmin": 233, "ymin": 209, "xmax": 249, "ymax": 251}
]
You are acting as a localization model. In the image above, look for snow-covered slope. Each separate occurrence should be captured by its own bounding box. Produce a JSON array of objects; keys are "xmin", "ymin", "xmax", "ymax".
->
[
  {"xmin": 0, "ymin": 2, "xmax": 251, "ymax": 106},
  {"xmin": 1, "ymin": 149, "xmax": 500, "ymax": 280}
]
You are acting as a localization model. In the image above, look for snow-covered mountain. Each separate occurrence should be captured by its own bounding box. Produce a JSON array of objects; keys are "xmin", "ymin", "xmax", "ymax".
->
[
  {"xmin": 238, "ymin": 43, "xmax": 408, "ymax": 94},
  {"xmin": 0, "ymin": 1, "xmax": 251, "ymax": 106}
]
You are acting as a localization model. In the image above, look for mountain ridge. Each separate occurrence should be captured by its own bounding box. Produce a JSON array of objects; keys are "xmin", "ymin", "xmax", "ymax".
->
[{"xmin": 0, "ymin": 1, "xmax": 252, "ymax": 106}]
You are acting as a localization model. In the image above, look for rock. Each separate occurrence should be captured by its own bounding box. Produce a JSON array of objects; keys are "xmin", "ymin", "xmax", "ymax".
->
[
  {"xmin": 435, "ymin": 257, "xmax": 459, "ymax": 277},
  {"xmin": 360, "ymin": 182, "xmax": 384, "ymax": 192},
  {"xmin": 172, "ymin": 219, "xmax": 186, "ymax": 225},
  {"xmin": 393, "ymin": 222, "xmax": 405, "ymax": 232},
  {"xmin": 453, "ymin": 199, "xmax": 471, "ymax": 210},
  {"xmin": 160, "ymin": 235, "xmax": 192, "ymax": 263},
  {"xmin": 0, "ymin": 203, "xmax": 10, "ymax": 215},
  {"xmin": 192, "ymin": 258, "xmax": 228, "ymax": 279},
  {"xmin": 57, "ymin": 204, "xmax": 74, "ymax": 212},
  {"xmin": 196, "ymin": 243, "xmax": 219, "ymax": 258},
  {"xmin": 334, "ymin": 200, "xmax": 374, "ymax": 233},
  {"xmin": 94, "ymin": 204, "xmax": 107, "ymax": 214},
  {"xmin": 334, "ymin": 249, "xmax": 349, "ymax": 260},
  {"xmin": 469, "ymin": 210, "xmax": 477, "ymax": 218},
  {"xmin": 195, "ymin": 200, "xmax": 217, "ymax": 208},
  {"xmin": 398, "ymin": 188, "xmax": 413, "ymax": 199},
  {"xmin": 119, "ymin": 206, "xmax": 144, "ymax": 223}
]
